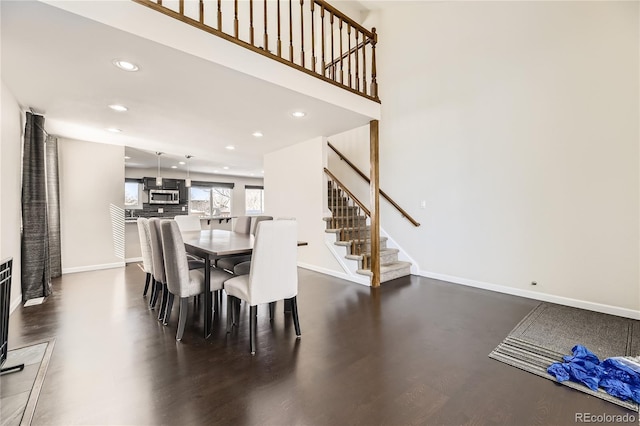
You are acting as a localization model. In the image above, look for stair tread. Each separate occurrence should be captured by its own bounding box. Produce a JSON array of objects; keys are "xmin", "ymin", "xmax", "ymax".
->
[
  {"xmin": 356, "ymin": 261, "xmax": 412, "ymax": 276},
  {"xmin": 323, "ymin": 216, "xmax": 367, "ymax": 221},
  {"xmin": 334, "ymin": 236, "xmax": 388, "ymax": 246},
  {"xmin": 345, "ymin": 248, "xmax": 399, "ymax": 261}
]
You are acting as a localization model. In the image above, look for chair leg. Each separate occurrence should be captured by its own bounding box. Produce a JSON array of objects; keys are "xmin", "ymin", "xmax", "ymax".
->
[
  {"xmin": 176, "ymin": 297, "xmax": 189, "ymax": 341},
  {"xmin": 158, "ymin": 283, "xmax": 168, "ymax": 321},
  {"xmin": 143, "ymin": 273, "xmax": 151, "ymax": 297},
  {"xmin": 249, "ymin": 305, "xmax": 258, "ymax": 355},
  {"xmin": 290, "ymin": 297, "xmax": 301, "ymax": 337},
  {"xmin": 268, "ymin": 302, "xmax": 276, "ymax": 321},
  {"xmin": 150, "ymin": 279, "xmax": 160, "ymax": 309},
  {"xmin": 163, "ymin": 293, "xmax": 175, "ymax": 325},
  {"xmin": 213, "ymin": 290, "xmax": 219, "ymax": 315},
  {"xmin": 235, "ymin": 297, "xmax": 241, "ymax": 325},
  {"xmin": 226, "ymin": 295, "xmax": 233, "ymax": 333}
]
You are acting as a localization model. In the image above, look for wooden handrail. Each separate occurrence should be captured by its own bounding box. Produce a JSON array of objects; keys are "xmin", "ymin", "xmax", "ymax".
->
[
  {"xmin": 324, "ymin": 39, "xmax": 371, "ymax": 71},
  {"xmin": 314, "ymin": 0, "xmax": 373, "ymax": 38},
  {"xmin": 132, "ymin": 0, "xmax": 380, "ymax": 102},
  {"xmin": 324, "ymin": 168, "xmax": 370, "ymax": 216},
  {"xmin": 328, "ymin": 141, "xmax": 421, "ymax": 227}
]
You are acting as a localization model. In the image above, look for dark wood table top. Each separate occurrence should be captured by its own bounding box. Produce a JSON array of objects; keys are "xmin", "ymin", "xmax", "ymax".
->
[
  {"xmin": 183, "ymin": 229, "xmax": 308, "ymax": 258},
  {"xmin": 182, "ymin": 229, "xmax": 254, "ymax": 257}
]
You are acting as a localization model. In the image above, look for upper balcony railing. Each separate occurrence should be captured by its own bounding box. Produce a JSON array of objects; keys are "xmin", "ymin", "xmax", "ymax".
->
[{"xmin": 132, "ymin": 0, "xmax": 379, "ymax": 102}]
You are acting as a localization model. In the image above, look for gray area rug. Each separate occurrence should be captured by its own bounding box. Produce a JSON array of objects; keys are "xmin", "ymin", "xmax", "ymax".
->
[
  {"xmin": 0, "ymin": 339, "xmax": 55, "ymax": 426},
  {"xmin": 489, "ymin": 303, "xmax": 640, "ymax": 412}
]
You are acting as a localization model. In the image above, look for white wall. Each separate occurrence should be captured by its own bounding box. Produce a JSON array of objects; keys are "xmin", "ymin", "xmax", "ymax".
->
[
  {"xmin": 58, "ymin": 138, "xmax": 125, "ymax": 273},
  {"xmin": 0, "ymin": 80, "xmax": 24, "ymax": 311},
  {"xmin": 264, "ymin": 136, "xmax": 345, "ymax": 276},
  {"xmin": 367, "ymin": 1, "xmax": 639, "ymax": 316}
]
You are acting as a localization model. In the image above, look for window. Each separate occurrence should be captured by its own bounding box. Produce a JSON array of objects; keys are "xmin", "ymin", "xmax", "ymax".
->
[
  {"xmin": 125, "ymin": 180, "xmax": 143, "ymax": 210},
  {"xmin": 245, "ymin": 185, "xmax": 264, "ymax": 215},
  {"xmin": 189, "ymin": 181, "xmax": 234, "ymax": 216}
]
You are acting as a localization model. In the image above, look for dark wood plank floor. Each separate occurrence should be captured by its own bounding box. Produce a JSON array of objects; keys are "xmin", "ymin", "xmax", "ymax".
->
[{"xmin": 6, "ymin": 265, "xmax": 634, "ymax": 425}]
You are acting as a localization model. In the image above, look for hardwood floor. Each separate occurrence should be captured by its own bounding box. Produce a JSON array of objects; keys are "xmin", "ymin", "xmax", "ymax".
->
[{"xmin": 6, "ymin": 265, "xmax": 634, "ymax": 425}]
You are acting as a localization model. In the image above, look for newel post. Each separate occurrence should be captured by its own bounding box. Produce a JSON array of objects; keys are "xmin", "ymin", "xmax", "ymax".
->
[
  {"xmin": 370, "ymin": 120, "xmax": 380, "ymax": 287},
  {"xmin": 370, "ymin": 27, "xmax": 378, "ymax": 101}
]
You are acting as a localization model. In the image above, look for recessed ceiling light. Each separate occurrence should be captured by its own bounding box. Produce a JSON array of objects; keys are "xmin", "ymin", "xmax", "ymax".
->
[
  {"xmin": 112, "ymin": 60, "xmax": 139, "ymax": 72},
  {"xmin": 178, "ymin": 161, "xmax": 186, "ymax": 165},
  {"xmin": 223, "ymin": 166, "xmax": 229, "ymax": 170},
  {"xmin": 107, "ymin": 128, "xmax": 122, "ymax": 133},
  {"xmin": 171, "ymin": 165, "xmax": 178, "ymax": 169},
  {"xmin": 109, "ymin": 104, "xmax": 128, "ymax": 112},
  {"xmin": 291, "ymin": 111, "xmax": 306, "ymax": 118},
  {"xmin": 252, "ymin": 131, "xmax": 263, "ymax": 137},
  {"xmin": 226, "ymin": 145, "xmax": 235, "ymax": 150},
  {"xmin": 124, "ymin": 156, "xmax": 131, "ymax": 160}
]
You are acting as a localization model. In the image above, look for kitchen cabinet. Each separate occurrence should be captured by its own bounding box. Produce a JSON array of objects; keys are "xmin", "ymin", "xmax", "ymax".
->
[
  {"xmin": 143, "ymin": 177, "xmax": 160, "ymax": 190},
  {"xmin": 179, "ymin": 181, "xmax": 188, "ymax": 203},
  {"xmin": 162, "ymin": 179, "xmax": 180, "ymax": 190},
  {"xmin": 143, "ymin": 177, "xmax": 184, "ymax": 191}
]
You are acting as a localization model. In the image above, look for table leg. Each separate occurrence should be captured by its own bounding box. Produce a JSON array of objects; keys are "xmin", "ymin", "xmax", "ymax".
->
[{"xmin": 204, "ymin": 254, "xmax": 212, "ymax": 338}]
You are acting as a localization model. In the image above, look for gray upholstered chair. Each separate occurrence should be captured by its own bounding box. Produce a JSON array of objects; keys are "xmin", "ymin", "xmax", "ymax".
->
[
  {"xmin": 224, "ymin": 219, "xmax": 301, "ymax": 354},
  {"xmin": 219, "ymin": 216, "xmax": 273, "ymax": 274},
  {"xmin": 216, "ymin": 215, "xmax": 254, "ymax": 272},
  {"xmin": 174, "ymin": 214, "xmax": 206, "ymax": 264},
  {"xmin": 136, "ymin": 218, "xmax": 153, "ymax": 296},
  {"xmin": 174, "ymin": 214, "xmax": 202, "ymax": 232},
  {"xmin": 147, "ymin": 218, "xmax": 169, "ymax": 318},
  {"xmin": 160, "ymin": 220, "xmax": 232, "ymax": 340}
]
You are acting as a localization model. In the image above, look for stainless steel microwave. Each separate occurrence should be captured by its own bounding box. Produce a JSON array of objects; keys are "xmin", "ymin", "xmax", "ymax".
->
[{"xmin": 149, "ymin": 189, "xmax": 179, "ymax": 204}]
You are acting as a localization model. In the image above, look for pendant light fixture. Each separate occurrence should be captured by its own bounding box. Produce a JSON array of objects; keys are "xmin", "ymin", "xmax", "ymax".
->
[
  {"xmin": 155, "ymin": 152, "xmax": 163, "ymax": 186},
  {"xmin": 185, "ymin": 155, "xmax": 193, "ymax": 188}
]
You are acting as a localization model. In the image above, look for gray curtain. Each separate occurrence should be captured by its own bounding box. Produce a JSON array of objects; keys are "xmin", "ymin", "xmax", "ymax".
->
[
  {"xmin": 21, "ymin": 112, "xmax": 52, "ymax": 300},
  {"xmin": 46, "ymin": 136, "xmax": 61, "ymax": 278}
]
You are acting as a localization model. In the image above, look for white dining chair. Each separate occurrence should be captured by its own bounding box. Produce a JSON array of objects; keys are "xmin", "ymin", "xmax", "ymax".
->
[
  {"xmin": 136, "ymin": 218, "xmax": 153, "ymax": 297},
  {"xmin": 160, "ymin": 220, "xmax": 233, "ymax": 340},
  {"xmin": 216, "ymin": 215, "xmax": 255, "ymax": 272},
  {"xmin": 232, "ymin": 216, "xmax": 273, "ymax": 276},
  {"xmin": 224, "ymin": 219, "xmax": 301, "ymax": 354},
  {"xmin": 217, "ymin": 216, "xmax": 273, "ymax": 275}
]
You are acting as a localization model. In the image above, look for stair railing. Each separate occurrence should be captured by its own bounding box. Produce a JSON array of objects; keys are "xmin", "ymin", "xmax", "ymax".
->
[
  {"xmin": 328, "ymin": 141, "xmax": 421, "ymax": 227},
  {"xmin": 132, "ymin": 0, "xmax": 379, "ymax": 102},
  {"xmin": 324, "ymin": 168, "xmax": 375, "ymax": 270}
]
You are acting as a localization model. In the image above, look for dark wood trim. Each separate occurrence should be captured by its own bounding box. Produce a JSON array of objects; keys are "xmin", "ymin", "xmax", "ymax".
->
[
  {"xmin": 313, "ymin": 0, "xmax": 373, "ymax": 38},
  {"xmin": 369, "ymin": 120, "xmax": 380, "ymax": 288},
  {"xmin": 323, "ymin": 168, "xmax": 371, "ymax": 216},
  {"xmin": 328, "ymin": 142, "xmax": 421, "ymax": 227},
  {"xmin": 131, "ymin": 0, "xmax": 381, "ymax": 102},
  {"xmin": 324, "ymin": 35, "xmax": 370, "ymax": 71}
]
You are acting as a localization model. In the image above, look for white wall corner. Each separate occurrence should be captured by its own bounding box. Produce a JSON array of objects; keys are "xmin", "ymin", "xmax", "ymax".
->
[
  {"xmin": 322, "ymin": 232, "xmax": 371, "ymax": 286},
  {"xmin": 10, "ymin": 294, "xmax": 22, "ymax": 315},
  {"xmin": 380, "ymin": 227, "xmax": 420, "ymax": 274}
]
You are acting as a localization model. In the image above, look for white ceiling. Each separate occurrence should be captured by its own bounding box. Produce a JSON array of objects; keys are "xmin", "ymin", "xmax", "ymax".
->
[{"xmin": 1, "ymin": 0, "xmax": 373, "ymax": 177}]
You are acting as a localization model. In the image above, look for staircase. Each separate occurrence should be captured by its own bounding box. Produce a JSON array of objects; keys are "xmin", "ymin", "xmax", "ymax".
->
[{"xmin": 323, "ymin": 180, "xmax": 411, "ymax": 284}]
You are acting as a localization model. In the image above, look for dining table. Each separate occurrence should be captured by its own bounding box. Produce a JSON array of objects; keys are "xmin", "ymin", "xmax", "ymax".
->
[{"xmin": 181, "ymin": 229, "xmax": 307, "ymax": 338}]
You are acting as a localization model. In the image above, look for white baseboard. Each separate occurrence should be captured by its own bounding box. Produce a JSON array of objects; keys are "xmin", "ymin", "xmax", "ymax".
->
[
  {"xmin": 419, "ymin": 269, "xmax": 640, "ymax": 320},
  {"xmin": 298, "ymin": 262, "xmax": 370, "ymax": 286},
  {"xmin": 62, "ymin": 262, "xmax": 125, "ymax": 275},
  {"xmin": 125, "ymin": 257, "xmax": 143, "ymax": 264},
  {"xmin": 10, "ymin": 294, "xmax": 22, "ymax": 314}
]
